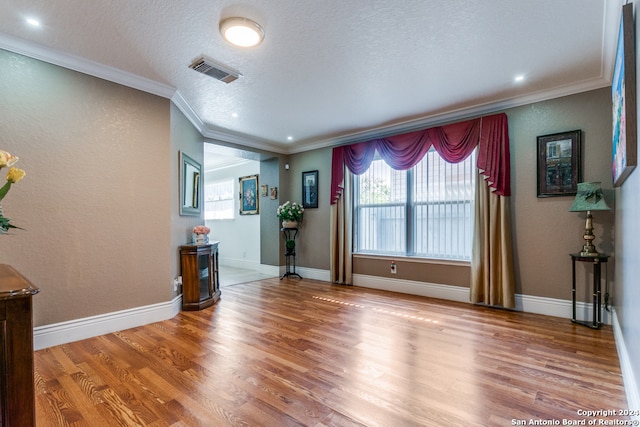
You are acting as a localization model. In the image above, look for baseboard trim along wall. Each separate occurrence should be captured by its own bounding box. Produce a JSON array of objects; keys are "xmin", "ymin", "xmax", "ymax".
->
[
  {"xmin": 612, "ymin": 308, "xmax": 640, "ymax": 418},
  {"xmin": 352, "ymin": 274, "xmax": 611, "ymax": 325},
  {"xmin": 33, "ymin": 295, "xmax": 182, "ymax": 351},
  {"xmin": 281, "ymin": 266, "xmax": 331, "ymax": 282}
]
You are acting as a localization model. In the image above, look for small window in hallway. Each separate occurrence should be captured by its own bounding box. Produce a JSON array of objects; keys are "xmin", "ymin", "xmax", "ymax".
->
[{"xmin": 205, "ymin": 179, "xmax": 235, "ymax": 220}]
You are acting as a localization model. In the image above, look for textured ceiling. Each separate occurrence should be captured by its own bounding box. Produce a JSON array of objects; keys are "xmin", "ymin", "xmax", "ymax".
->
[{"xmin": 0, "ymin": 0, "xmax": 621, "ymax": 154}]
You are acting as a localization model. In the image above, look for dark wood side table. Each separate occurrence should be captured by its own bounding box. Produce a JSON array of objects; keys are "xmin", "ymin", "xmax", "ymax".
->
[
  {"xmin": 0, "ymin": 264, "xmax": 40, "ymax": 427},
  {"xmin": 180, "ymin": 242, "xmax": 221, "ymax": 311},
  {"xmin": 570, "ymin": 253, "xmax": 609, "ymax": 329}
]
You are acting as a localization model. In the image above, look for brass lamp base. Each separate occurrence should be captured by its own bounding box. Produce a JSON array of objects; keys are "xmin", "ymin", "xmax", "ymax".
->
[
  {"xmin": 579, "ymin": 248, "xmax": 600, "ymax": 257},
  {"xmin": 578, "ymin": 210, "xmax": 600, "ymax": 257}
]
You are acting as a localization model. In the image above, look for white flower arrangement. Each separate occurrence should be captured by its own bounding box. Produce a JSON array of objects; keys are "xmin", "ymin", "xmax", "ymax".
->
[{"xmin": 276, "ymin": 201, "xmax": 304, "ymax": 222}]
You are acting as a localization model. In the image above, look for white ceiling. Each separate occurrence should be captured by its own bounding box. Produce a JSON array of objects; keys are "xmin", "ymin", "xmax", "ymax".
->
[{"xmin": 0, "ymin": 0, "xmax": 621, "ymax": 155}]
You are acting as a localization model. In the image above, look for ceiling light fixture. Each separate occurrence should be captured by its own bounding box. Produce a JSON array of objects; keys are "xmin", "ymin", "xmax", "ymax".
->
[
  {"xmin": 219, "ymin": 17, "xmax": 264, "ymax": 47},
  {"xmin": 514, "ymin": 74, "xmax": 525, "ymax": 82},
  {"xmin": 26, "ymin": 17, "xmax": 41, "ymax": 27}
]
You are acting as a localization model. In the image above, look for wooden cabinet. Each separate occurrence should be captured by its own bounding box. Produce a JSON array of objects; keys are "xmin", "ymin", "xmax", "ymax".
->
[
  {"xmin": 180, "ymin": 242, "xmax": 220, "ymax": 311},
  {"xmin": 0, "ymin": 264, "xmax": 39, "ymax": 427}
]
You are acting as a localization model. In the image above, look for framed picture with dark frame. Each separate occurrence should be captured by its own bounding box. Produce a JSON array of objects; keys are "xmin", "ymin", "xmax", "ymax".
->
[
  {"xmin": 537, "ymin": 130, "xmax": 581, "ymax": 197},
  {"xmin": 179, "ymin": 151, "xmax": 202, "ymax": 216},
  {"xmin": 302, "ymin": 170, "xmax": 318, "ymax": 208},
  {"xmin": 239, "ymin": 174, "xmax": 259, "ymax": 215},
  {"xmin": 612, "ymin": 2, "xmax": 637, "ymax": 187}
]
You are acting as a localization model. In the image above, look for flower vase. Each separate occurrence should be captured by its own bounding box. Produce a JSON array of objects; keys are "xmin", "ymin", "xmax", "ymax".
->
[
  {"xmin": 282, "ymin": 220, "xmax": 298, "ymax": 229},
  {"xmin": 194, "ymin": 234, "xmax": 208, "ymax": 244}
]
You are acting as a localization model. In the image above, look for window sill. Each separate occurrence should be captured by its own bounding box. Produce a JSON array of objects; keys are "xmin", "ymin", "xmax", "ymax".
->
[{"xmin": 353, "ymin": 253, "xmax": 470, "ymax": 267}]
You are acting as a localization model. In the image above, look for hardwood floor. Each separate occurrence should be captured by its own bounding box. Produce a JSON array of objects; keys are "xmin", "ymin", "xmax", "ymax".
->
[{"xmin": 34, "ymin": 278, "xmax": 628, "ymax": 426}]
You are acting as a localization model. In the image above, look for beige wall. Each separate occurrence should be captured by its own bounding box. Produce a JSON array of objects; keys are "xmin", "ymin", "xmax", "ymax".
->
[
  {"xmin": 286, "ymin": 147, "xmax": 332, "ymax": 270},
  {"xmin": 0, "ymin": 49, "xmax": 173, "ymax": 326},
  {"xmin": 353, "ymin": 257, "xmax": 470, "ymax": 286},
  {"xmin": 508, "ymin": 88, "xmax": 614, "ymax": 300}
]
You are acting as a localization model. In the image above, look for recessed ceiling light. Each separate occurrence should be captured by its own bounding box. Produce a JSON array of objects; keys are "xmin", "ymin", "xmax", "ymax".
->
[
  {"xmin": 287, "ymin": 136, "xmax": 293, "ymax": 141},
  {"xmin": 26, "ymin": 17, "xmax": 41, "ymax": 27},
  {"xmin": 231, "ymin": 112, "xmax": 238, "ymax": 118},
  {"xmin": 219, "ymin": 17, "xmax": 264, "ymax": 47},
  {"xmin": 514, "ymin": 75, "xmax": 525, "ymax": 82}
]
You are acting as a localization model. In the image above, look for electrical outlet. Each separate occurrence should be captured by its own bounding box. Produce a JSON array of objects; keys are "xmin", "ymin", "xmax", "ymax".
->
[{"xmin": 390, "ymin": 261, "xmax": 397, "ymax": 274}]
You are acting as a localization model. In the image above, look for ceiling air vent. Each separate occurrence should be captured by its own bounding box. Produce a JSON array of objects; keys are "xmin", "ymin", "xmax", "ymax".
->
[{"xmin": 188, "ymin": 56, "xmax": 241, "ymax": 84}]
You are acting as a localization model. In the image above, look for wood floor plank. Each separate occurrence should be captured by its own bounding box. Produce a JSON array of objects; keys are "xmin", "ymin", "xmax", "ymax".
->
[{"xmin": 35, "ymin": 278, "xmax": 628, "ymax": 426}]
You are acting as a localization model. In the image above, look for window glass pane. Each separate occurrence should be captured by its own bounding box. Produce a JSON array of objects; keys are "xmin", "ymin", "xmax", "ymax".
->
[
  {"xmin": 412, "ymin": 150, "xmax": 476, "ymax": 259},
  {"xmin": 356, "ymin": 159, "xmax": 406, "ymax": 254},
  {"xmin": 205, "ymin": 179, "xmax": 235, "ymax": 220},
  {"xmin": 354, "ymin": 149, "xmax": 476, "ymax": 261}
]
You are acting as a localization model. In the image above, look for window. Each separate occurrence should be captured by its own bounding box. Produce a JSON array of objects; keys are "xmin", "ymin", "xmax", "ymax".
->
[
  {"xmin": 354, "ymin": 148, "xmax": 476, "ymax": 260},
  {"xmin": 204, "ymin": 179, "xmax": 235, "ymax": 220}
]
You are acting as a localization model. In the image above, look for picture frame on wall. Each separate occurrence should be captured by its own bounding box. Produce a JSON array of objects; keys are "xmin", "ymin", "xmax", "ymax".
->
[
  {"xmin": 239, "ymin": 174, "xmax": 259, "ymax": 215},
  {"xmin": 537, "ymin": 130, "xmax": 582, "ymax": 197},
  {"xmin": 302, "ymin": 170, "xmax": 318, "ymax": 208},
  {"xmin": 179, "ymin": 151, "xmax": 202, "ymax": 216},
  {"xmin": 612, "ymin": 2, "xmax": 637, "ymax": 187}
]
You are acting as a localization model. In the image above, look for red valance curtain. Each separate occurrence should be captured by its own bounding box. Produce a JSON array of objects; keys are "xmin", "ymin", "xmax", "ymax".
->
[{"xmin": 331, "ymin": 112, "xmax": 510, "ymax": 203}]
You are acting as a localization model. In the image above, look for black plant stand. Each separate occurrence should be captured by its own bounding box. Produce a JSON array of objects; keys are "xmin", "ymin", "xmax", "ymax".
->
[{"xmin": 281, "ymin": 227, "xmax": 302, "ymax": 279}]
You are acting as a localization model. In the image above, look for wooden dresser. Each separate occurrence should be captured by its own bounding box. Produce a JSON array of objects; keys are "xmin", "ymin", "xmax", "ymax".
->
[{"xmin": 0, "ymin": 264, "xmax": 39, "ymax": 427}]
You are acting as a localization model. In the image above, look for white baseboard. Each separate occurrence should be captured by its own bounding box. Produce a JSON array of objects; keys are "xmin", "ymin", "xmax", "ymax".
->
[
  {"xmin": 353, "ymin": 274, "xmax": 611, "ymax": 324},
  {"xmin": 612, "ymin": 308, "xmax": 640, "ymax": 417},
  {"xmin": 353, "ymin": 273, "xmax": 469, "ymax": 302},
  {"xmin": 259, "ymin": 263, "xmax": 281, "ymax": 277},
  {"xmin": 279, "ymin": 266, "xmax": 331, "ymax": 282},
  {"xmin": 33, "ymin": 296, "xmax": 182, "ymax": 350}
]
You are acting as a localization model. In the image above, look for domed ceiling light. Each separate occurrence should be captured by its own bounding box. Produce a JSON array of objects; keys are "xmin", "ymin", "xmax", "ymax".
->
[{"xmin": 219, "ymin": 17, "xmax": 265, "ymax": 47}]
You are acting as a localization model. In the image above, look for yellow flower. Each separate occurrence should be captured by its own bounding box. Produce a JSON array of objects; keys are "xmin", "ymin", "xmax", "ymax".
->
[
  {"xmin": 6, "ymin": 167, "xmax": 25, "ymax": 183},
  {"xmin": 0, "ymin": 150, "xmax": 18, "ymax": 168}
]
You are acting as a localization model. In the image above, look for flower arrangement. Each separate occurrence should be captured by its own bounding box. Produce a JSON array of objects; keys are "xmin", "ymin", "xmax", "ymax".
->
[
  {"xmin": 276, "ymin": 201, "xmax": 304, "ymax": 222},
  {"xmin": 0, "ymin": 150, "xmax": 26, "ymax": 234},
  {"xmin": 192, "ymin": 225, "xmax": 210, "ymax": 235}
]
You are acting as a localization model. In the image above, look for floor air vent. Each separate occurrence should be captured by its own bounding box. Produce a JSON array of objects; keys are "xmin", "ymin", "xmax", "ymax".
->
[{"xmin": 189, "ymin": 56, "xmax": 241, "ymax": 84}]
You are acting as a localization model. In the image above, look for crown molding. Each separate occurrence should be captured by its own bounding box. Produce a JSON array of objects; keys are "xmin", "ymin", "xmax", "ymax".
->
[
  {"xmin": 171, "ymin": 91, "xmax": 288, "ymax": 154},
  {"xmin": 0, "ymin": 32, "xmax": 175, "ymax": 98}
]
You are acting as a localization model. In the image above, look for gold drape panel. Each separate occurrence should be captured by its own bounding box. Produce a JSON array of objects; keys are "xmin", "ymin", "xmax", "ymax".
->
[
  {"xmin": 470, "ymin": 174, "xmax": 516, "ymax": 308},
  {"xmin": 330, "ymin": 171, "xmax": 352, "ymax": 285}
]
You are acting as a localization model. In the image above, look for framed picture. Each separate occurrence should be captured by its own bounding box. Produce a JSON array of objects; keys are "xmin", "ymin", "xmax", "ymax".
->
[
  {"xmin": 239, "ymin": 174, "xmax": 259, "ymax": 215},
  {"xmin": 179, "ymin": 151, "xmax": 202, "ymax": 216},
  {"xmin": 537, "ymin": 130, "xmax": 581, "ymax": 197},
  {"xmin": 270, "ymin": 187, "xmax": 278, "ymax": 200},
  {"xmin": 260, "ymin": 184, "xmax": 268, "ymax": 197},
  {"xmin": 612, "ymin": 2, "xmax": 637, "ymax": 187},
  {"xmin": 302, "ymin": 170, "xmax": 318, "ymax": 208}
]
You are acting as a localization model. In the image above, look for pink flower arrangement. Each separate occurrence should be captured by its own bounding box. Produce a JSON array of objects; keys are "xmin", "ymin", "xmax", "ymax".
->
[{"xmin": 192, "ymin": 225, "xmax": 210, "ymax": 235}]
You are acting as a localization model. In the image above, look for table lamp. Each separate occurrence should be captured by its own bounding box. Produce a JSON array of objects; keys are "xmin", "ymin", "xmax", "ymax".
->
[{"xmin": 569, "ymin": 181, "xmax": 611, "ymax": 256}]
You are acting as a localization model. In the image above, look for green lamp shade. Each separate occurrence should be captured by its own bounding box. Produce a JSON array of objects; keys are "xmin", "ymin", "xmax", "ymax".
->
[{"xmin": 569, "ymin": 182, "xmax": 611, "ymax": 212}]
